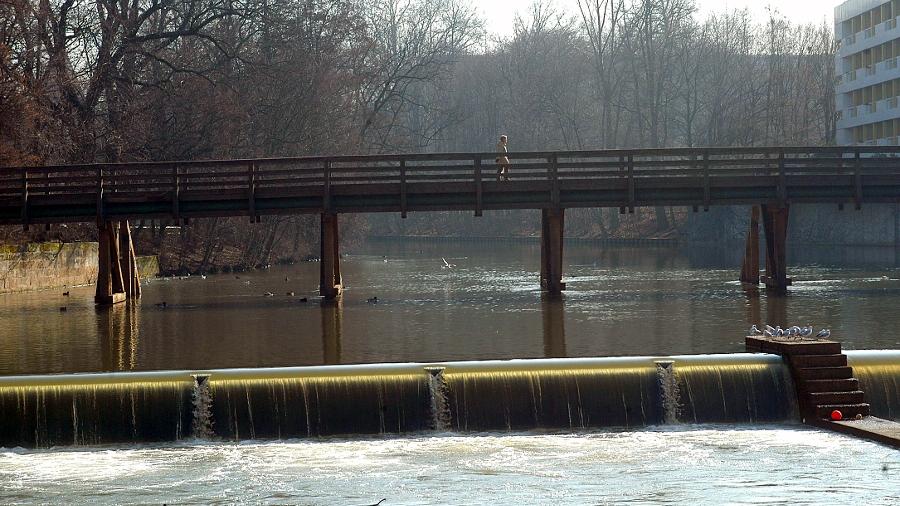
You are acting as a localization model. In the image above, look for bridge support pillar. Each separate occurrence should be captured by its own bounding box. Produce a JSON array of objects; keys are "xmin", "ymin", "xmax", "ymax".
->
[
  {"xmin": 320, "ymin": 213, "xmax": 343, "ymax": 299},
  {"xmin": 740, "ymin": 206, "xmax": 761, "ymax": 285},
  {"xmin": 540, "ymin": 208, "xmax": 566, "ymax": 295},
  {"xmin": 760, "ymin": 204, "xmax": 791, "ymax": 294},
  {"xmin": 95, "ymin": 221, "xmax": 140, "ymax": 305}
]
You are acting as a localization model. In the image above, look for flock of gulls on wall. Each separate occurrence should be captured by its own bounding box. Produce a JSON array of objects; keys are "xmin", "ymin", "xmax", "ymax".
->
[{"xmin": 748, "ymin": 324, "xmax": 831, "ymax": 340}]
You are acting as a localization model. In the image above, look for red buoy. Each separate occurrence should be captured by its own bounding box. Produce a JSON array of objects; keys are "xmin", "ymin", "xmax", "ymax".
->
[{"xmin": 831, "ymin": 410, "xmax": 843, "ymax": 421}]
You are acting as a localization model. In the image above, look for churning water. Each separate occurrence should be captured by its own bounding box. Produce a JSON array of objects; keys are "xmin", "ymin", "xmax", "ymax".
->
[
  {"xmin": 1, "ymin": 427, "xmax": 898, "ymax": 505},
  {"xmin": 2, "ymin": 240, "xmax": 900, "ymax": 502}
]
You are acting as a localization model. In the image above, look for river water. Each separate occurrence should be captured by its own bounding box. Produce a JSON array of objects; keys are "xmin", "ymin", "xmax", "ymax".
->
[
  {"xmin": 2, "ymin": 239, "xmax": 900, "ymax": 375},
  {"xmin": 1, "ymin": 426, "xmax": 898, "ymax": 505},
  {"xmin": 2, "ymin": 240, "xmax": 900, "ymax": 503}
]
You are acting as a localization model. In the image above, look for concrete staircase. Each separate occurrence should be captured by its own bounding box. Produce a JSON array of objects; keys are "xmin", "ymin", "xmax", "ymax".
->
[{"xmin": 745, "ymin": 337, "xmax": 870, "ymax": 421}]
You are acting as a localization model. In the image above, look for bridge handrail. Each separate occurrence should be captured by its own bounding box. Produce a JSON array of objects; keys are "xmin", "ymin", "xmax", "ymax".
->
[{"xmin": 2, "ymin": 145, "xmax": 900, "ymax": 173}]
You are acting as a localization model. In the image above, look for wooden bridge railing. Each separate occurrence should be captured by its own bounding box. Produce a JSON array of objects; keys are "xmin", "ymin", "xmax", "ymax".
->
[{"xmin": 2, "ymin": 146, "xmax": 900, "ymax": 224}]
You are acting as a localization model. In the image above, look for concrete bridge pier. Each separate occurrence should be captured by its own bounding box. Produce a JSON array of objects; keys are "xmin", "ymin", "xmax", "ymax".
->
[
  {"xmin": 740, "ymin": 205, "xmax": 791, "ymax": 293},
  {"xmin": 95, "ymin": 220, "xmax": 141, "ymax": 305},
  {"xmin": 540, "ymin": 208, "xmax": 566, "ymax": 295},
  {"xmin": 319, "ymin": 213, "xmax": 343, "ymax": 299}
]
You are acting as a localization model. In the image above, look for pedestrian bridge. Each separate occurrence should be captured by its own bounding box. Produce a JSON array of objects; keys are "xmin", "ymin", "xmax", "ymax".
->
[{"xmin": 2, "ymin": 146, "xmax": 899, "ymax": 301}]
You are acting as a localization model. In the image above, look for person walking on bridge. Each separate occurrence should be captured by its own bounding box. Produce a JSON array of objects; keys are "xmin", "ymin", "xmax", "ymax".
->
[{"xmin": 496, "ymin": 135, "xmax": 510, "ymax": 181}]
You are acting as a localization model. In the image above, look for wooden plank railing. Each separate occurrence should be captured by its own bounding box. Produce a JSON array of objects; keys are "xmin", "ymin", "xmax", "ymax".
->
[{"xmin": 2, "ymin": 146, "xmax": 900, "ymax": 223}]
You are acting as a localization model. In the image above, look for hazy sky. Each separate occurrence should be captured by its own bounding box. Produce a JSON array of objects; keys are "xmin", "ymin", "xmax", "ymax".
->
[{"xmin": 480, "ymin": 1, "xmax": 835, "ymax": 37}]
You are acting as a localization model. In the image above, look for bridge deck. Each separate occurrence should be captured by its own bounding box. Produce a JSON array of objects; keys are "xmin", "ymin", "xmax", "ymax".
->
[{"xmin": 2, "ymin": 146, "xmax": 900, "ymax": 224}]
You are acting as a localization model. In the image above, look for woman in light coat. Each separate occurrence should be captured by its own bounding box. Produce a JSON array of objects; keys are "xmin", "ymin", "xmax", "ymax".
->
[{"xmin": 495, "ymin": 135, "xmax": 510, "ymax": 181}]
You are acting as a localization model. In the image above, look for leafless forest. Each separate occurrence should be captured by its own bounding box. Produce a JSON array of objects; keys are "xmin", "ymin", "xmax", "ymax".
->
[{"xmin": 0, "ymin": 0, "xmax": 837, "ymax": 272}]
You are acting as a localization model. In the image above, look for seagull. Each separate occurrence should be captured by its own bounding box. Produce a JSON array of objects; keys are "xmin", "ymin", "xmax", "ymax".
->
[
  {"xmin": 200, "ymin": 274, "xmax": 207, "ymax": 280},
  {"xmin": 816, "ymin": 328, "xmax": 831, "ymax": 339},
  {"xmin": 263, "ymin": 292, "xmax": 275, "ymax": 297},
  {"xmin": 749, "ymin": 325, "xmax": 762, "ymax": 335},
  {"xmin": 765, "ymin": 324, "xmax": 776, "ymax": 334},
  {"xmin": 775, "ymin": 326, "xmax": 785, "ymax": 338},
  {"xmin": 800, "ymin": 326, "xmax": 814, "ymax": 338},
  {"xmin": 764, "ymin": 328, "xmax": 775, "ymax": 337},
  {"xmin": 441, "ymin": 257, "xmax": 455, "ymax": 269},
  {"xmin": 790, "ymin": 326, "xmax": 801, "ymax": 336}
]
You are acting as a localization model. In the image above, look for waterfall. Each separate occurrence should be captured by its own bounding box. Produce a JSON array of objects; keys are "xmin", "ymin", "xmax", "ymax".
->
[
  {"xmin": 656, "ymin": 361, "xmax": 681, "ymax": 424},
  {"xmin": 0, "ymin": 354, "xmax": 857, "ymax": 448},
  {"xmin": 191, "ymin": 375, "xmax": 214, "ymax": 439},
  {"xmin": 425, "ymin": 367, "xmax": 451, "ymax": 431}
]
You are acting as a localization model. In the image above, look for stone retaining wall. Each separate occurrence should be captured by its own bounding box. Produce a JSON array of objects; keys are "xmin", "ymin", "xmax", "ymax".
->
[{"xmin": 0, "ymin": 242, "xmax": 158, "ymax": 294}]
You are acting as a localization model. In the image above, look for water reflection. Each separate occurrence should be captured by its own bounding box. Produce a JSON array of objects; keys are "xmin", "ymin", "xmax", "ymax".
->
[
  {"xmin": 321, "ymin": 299, "xmax": 343, "ymax": 365},
  {"xmin": 97, "ymin": 302, "xmax": 140, "ymax": 372},
  {"xmin": 541, "ymin": 295, "xmax": 566, "ymax": 358},
  {"xmin": 3, "ymin": 240, "xmax": 900, "ymax": 376}
]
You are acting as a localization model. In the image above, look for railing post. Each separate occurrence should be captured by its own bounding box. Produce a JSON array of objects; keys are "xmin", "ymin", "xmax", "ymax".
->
[
  {"xmin": 474, "ymin": 158, "xmax": 482, "ymax": 217},
  {"xmin": 618, "ymin": 155, "xmax": 626, "ymax": 215},
  {"xmin": 20, "ymin": 169, "xmax": 29, "ymax": 229},
  {"xmin": 400, "ymin": 160, "xmax": 408, "ymax": 218},
  {"xmin": 549, "ymin": 154, "xmax": 560, "ymax": 209},
  {"xmin": 248, "ymin": 162, "xmax": 257, "ymax": 223},
  {"xmin": 172, "ymin": 164, "xmax": 180, "ymax": 222},
  {"xmin": 854, "ymin": 150, "xmax": 863, "ymax": 210},
  {"xmin": 323, "ymin": 159, "xmax": 331, "ymax": 212},
  {"xmin": 96, "ymin": 166, "xmax": 105, "ymax": 223},
  {"xmin": 702, "ymin": 150, "xmax": 711, "ymax": 211},
  {"xmin": 627, "ymin": 154, "xmax": 635, "ymax": 213},
  {"xmin": 777, "ymin": 150, "xmax": 787, "ymax": 208}
]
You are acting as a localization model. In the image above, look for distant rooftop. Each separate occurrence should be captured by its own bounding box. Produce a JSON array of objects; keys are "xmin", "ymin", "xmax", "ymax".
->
[{"xmin": 836, "ymin": 0, "xmax": 889, "ymax": 21}]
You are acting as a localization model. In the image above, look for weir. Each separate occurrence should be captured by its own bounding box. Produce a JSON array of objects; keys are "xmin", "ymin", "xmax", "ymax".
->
[{"xmin": 0, "ymin": 354, "xmax": 811, "ymax": 448}]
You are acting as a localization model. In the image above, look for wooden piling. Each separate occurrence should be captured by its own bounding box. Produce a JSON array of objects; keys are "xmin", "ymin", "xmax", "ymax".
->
[
  {"xmin": 740, "ymin": 206, "xmax": 760, "ymax": 285},
  {"xmin": 540, "ymin": 208, "xmax": 565, "ymax": 295},
  {"xmin": 119, "ymin": 220, "xmax": 141, "ymax": 299},
  {"xmin": 95, "ymin": 221, "xmax": 134, "ymax": 305},
  {"xmin": 760, "ymin": 204, "xmax": 791, "ymax": 293},
  {"xmin": 319, "ymin": 213, "xmax": 343, "ymax": 299}
]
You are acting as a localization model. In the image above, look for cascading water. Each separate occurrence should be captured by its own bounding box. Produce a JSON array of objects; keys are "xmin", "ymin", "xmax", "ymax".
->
[
  {"xmin": 1, "ymin": 353, "xmax": 885, "ymax": 448},
  {"xmin": 847, "ymin": 350, "xmax": 900, "ymax": 421},
  {"xmin": 655, "ymin": 360, "xmax": 681, "ymax": 424},
  {"xmin": 0, "ymin": 375, "xmax": 193, "ymax": 448},
  {"xmin": 191, "ymin": 375, "xmax": 214, "ymax": 439},
  {"xmin": 425, "ymin": 367, "xmax": 451, "ymax": 431}
]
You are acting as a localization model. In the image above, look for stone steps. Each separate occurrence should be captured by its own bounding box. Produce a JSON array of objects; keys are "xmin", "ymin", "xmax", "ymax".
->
[
  {"xmin": 795, "ymin": 366, "xmax": 854, "ymax": 380},
  {"xmin": 788, "ymin": 354, "xmax": 847, "ymax": 368},
  {"xmin": 815, "ymin": 403, "xmax": 870, "ymax": 420},
  {"xmin": 745, "ymin": 336, "xmax": 870, "ymax": 421},
  {"xmin": 804, "ymin": 390, "xmax": 866, "ymax": 405},
  {"xmin": 802, "ymin": 378, "xmax": 860, "ymax": 392}
]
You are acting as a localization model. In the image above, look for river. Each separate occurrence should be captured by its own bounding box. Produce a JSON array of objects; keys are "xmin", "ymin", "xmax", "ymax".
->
[{"xmin": 2, "ymin": 239, "xmax": 900, "ymax": 375}]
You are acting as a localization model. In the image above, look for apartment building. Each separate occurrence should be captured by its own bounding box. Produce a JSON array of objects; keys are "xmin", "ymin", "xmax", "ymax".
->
[{"xmin": 836, "ymin": 0, "xmax": 900, "ymax": 145}]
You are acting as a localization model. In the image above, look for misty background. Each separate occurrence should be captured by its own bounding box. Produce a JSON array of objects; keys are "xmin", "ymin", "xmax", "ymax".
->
[{"xmin": 2, "ymin": 0, "xmax": 886, "ymax": 274}]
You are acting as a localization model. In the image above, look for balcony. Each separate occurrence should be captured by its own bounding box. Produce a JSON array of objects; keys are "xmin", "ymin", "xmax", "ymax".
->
[{"xmin": 840, "ymin": 16, "xmax": 900, "ymax": 56}]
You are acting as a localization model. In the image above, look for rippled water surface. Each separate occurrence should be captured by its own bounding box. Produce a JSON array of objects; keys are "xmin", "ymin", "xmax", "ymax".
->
[
  {"xmin": 1, "ymin": 425, "xmax": 897, "ymax": 505},
  {"xmin": 3, "ymin": 240, "xmax": 900, "ymax": 375}
]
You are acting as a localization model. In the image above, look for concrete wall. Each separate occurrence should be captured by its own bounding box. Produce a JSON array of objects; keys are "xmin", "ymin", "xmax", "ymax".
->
[
  {"xmin": 0, "ymin": 242, "xmax": 159, "ymax": 294},
  {"xmin": 685, "ymin": 203, "xmax": 900, "ymax": 246}
]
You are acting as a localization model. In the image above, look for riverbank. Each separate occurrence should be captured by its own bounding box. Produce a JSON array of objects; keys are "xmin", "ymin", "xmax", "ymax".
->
[{"xmin": 0, "ymin": 242, "xmax": 159, "ymax": 294}]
